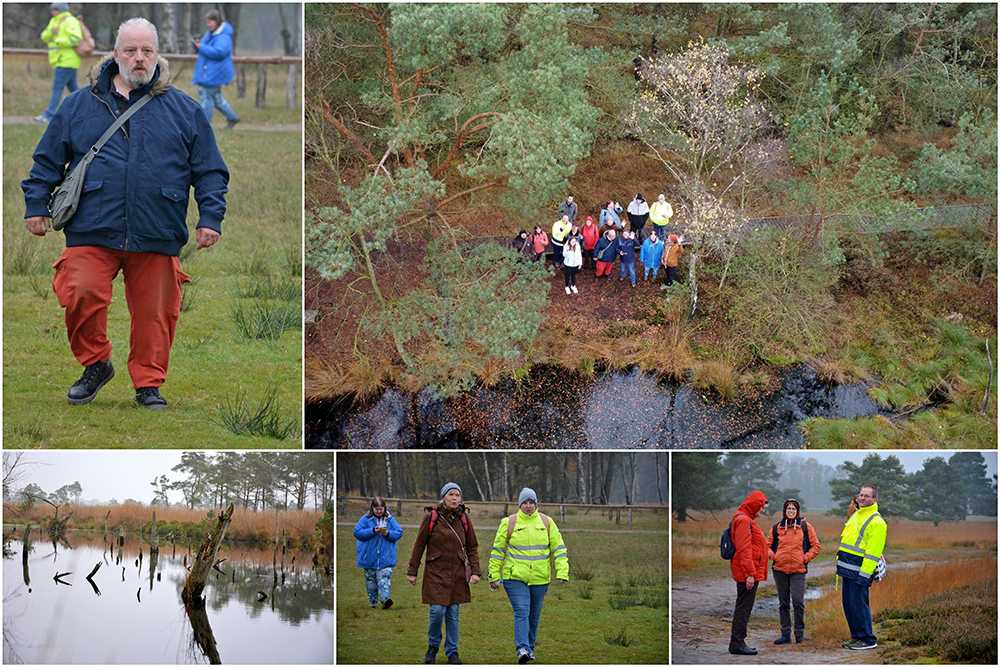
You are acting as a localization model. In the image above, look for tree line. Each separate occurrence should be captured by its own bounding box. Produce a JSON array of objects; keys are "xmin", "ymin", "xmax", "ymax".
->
[
  {"xmin": 673, "ymin": 452, "xmax": 998, "ymax": 524},
  {"xmin": 338, "ymin": 452, "xmax": 668, "ymax": 506}
]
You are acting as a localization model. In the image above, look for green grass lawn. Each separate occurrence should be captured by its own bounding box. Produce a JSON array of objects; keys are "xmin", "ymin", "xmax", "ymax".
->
[
  {"xmin": 3, "ymin": 78, "xmax": 302, "ymax": 447},
  {"xmin": 336, "ymin": 523, "xmax": 669, "ymax": 664}
]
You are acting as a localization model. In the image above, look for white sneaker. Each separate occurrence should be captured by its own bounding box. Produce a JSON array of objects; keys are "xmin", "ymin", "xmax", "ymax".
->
[
  {"xmin": 565, "ymin": 286, "xmax": 571, "ymax": 294},
  {"xmin": 571, "ymin": 286, "xmax": 578, "ymax": 294},
  {"xmin": 32, "ymin": 115, "xmax": 49, "ymax": 124}
]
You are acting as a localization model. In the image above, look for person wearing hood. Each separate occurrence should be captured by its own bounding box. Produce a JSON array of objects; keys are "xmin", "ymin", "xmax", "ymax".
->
[
  {"xmin": 22, "ymin": 17, "xmax": 229, "ymax": 410},
  {"xmin": 837, "ymin": 484, "xmax": 886, "ymax": 650},
  {"xmin": 639, "ymin": 232, "xmax": 665, "ymax": 281},
  {"xmin": 192, "ymin": 10, "xmax": 240, "ymax": 128},
  {"xmin": 489, "ymin": 488, "xmax": 569, "ymax": 664},
  {"xmin": 34, "ymin": 3, "xmax": 84, "ymax": 124},
  {"xmin": 408, "ymin": 483, "xmax": 481, "ymax": 665},
  {"xmin": 729, "ymin": 490, "xmax": 768, "ymax": 656},
  {"xmin": 580, "ymin": 216, "xmax": 599, "ymax": 270},
  {"xmin": 354, "ymin": 496, "xmax": 404, "ymax": 609},
  {"xmin": 626, "ymin": 194, "xmax": 650, "ymax": 240},
  {"xmin": 768, "ymin": 499, "xmax": 821, "ymax": 645}
]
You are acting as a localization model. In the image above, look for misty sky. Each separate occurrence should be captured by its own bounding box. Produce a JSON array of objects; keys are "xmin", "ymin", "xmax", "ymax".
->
[{"xmin": 751, "ymin": 450, "xmax": 997, "ymax": 478}]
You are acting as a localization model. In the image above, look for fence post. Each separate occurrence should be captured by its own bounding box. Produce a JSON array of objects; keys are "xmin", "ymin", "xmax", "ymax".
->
[
  {"xmin": 615, "ymin": 508, "xmax": 620, "ymax": 525},
  {"xmin": 627, "ymin": 508, "xmax": 632, "ymax": 526},
  {"xmin": 397, "ymin": 500, "xmax": 403, "ymax": 517},
  {"xmin": 340, "ymin": 497, "xmax": 346, "ymax": 516},
  {"xmin": 236, "ymin": 63, "xmax": 246, "ymax": 98},
  {"xmin": 286, "ymin": 63, "xmax": 297, "ymax": 109},
  {"xmin": 560, "ymin": 505, "xmax": 565, "ymax": 523},
  {"xmin": 503, "ymin": 502, "xmax": 508, "ymax": 515},
  {"xmin": 255, "ymin": 63, "xmax": 267, "ymax": 108}
]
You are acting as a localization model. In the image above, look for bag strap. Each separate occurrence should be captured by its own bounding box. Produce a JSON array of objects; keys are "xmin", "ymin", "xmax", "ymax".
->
[
  {"xmin": 91, "ymin": 93, "xmax": 152, "ymax": 153},
  {"xmin": 443, "ymin": 514, "xmax": 469, "ymax": 565}
]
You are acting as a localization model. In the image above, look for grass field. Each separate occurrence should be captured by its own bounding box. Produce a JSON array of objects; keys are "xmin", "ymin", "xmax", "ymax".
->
[
  {"xmin": 3, "ymin": 55, "xmax": 302, "ymax": 448},
  {"xmin": 336, "ymin": 517, "xmax": 669, "ymax": 664}
]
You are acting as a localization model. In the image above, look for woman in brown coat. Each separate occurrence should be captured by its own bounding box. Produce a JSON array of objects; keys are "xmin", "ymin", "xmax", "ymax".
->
[{"xmin": 408, "ymin": 483, "xmax": 481, "ymax": 665}]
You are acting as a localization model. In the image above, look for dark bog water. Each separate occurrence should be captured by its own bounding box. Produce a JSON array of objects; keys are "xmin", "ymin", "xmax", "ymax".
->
[
  {"xmin": 3, "ymin": 531, "xmax": 333, "ymax": 664},
  {"xmin": 306, "ymin": 364, "xmax": 888, "ymax": 448}
]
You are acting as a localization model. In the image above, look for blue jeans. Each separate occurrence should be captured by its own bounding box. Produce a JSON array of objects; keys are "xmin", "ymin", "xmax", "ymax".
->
[
  {"xmin": 620, "ymin": 261, "xmax": 636, "ymax": 285},
  {"xmin": 428, "ymin": 604, "xmax": 459, "ymax": 655},
  {"xmin": 42, "ymin": 66, "xmax": 78, "ymax": 119},
  {"xmin": 363, "ymin": 566, "xmax": 393, "ymax": 604},
  {"xmin": 841, "ymin": 577, "xmax": 876, "ymax": 644},
  {"xmin": 198, "ymin": 85, "xmax": 239, "ymax": 122},
  {"xmin": 503, "ymin": 580, "xmax": 549, "ymax": 654},
  {"xmin": 644, "ymin": 265, "xmax": 659, "ymax": 280}
]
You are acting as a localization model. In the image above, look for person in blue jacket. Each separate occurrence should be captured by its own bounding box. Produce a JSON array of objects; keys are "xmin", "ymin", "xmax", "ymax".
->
[
  {"xmin": 191, "ymin": 10, "xmax": 240, "ymax": 128},
  {"xmin": 639, "ymin": 231, "xmax": 665, "ymax": 281},
  {"xmin": 354, "ymin": 496, "xmax": 404, "ymax": 609}
]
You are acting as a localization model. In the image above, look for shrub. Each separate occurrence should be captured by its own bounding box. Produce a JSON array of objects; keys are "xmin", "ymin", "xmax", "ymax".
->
[{"xmin": 601, "ymin": 627, "xmax": 633, "ymax": 647}]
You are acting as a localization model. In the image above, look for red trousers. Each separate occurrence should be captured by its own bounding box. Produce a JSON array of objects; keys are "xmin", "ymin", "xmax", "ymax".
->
[
  {"xmin": 52, "ymin": 246, "xmax": 190, "ymax": 388},
  {"xmin": 596, "ymin": 260, "xmax": 614, "ymax": 277}
]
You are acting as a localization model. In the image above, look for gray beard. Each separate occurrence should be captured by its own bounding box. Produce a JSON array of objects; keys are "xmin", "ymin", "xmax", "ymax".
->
[{"xmin": 120, "ymin": 64, "xmax": 154, "ymax": 88}]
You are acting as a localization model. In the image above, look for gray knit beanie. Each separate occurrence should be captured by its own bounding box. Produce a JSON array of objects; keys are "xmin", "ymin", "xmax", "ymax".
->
[
  {"xmin": 518, "ymin": 487, "xmax": 537, "ymax": 506},
  {"xmin": 440, "ymin": 482, "xmax": 462, "ymax": 499},
  {"xmin": 51, "ymin": 3, "xmax": 70, "ymax": 12}
]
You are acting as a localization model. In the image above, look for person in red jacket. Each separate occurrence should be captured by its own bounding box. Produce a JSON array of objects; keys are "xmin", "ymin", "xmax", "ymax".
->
[
  {"xmin": 729, "ymin": 490, "xmax": 768, "ymax": 656},
  {"xmin": 768, "ymin": 499, "xmax": 821, "ymax": 645}
]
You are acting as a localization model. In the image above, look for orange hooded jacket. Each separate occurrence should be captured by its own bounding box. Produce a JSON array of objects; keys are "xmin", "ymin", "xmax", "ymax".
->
[
  {"xmin": 768, "ymin": 519, "xmax": 821, "ymax": 575},
  {"xmin": 730, "ymin": 490, "xmax": 769, "ymax": 583}
]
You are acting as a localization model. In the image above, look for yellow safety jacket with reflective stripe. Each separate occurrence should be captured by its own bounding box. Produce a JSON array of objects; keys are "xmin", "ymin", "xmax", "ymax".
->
[
  {"xmin": 836, "ymin": 502, "xmax": 886, "ymax": 581},
  {"xmin": 488, "ymin": 510, "xmax": 569, "ymax": 585},
  {"xmin": 552, "ymin": 219, "xmax": 572, "ymax": 244},
  {"xmin": 41, "ymin": 12, "xmax": 83, "ymax": 69}
]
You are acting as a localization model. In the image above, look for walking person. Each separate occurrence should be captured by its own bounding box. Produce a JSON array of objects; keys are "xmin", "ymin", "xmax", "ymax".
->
[
  {"xmin": 354, "ymin": 496, "xmax": 404, "ymax": 609},
  {"xmin": 22, "ymin": 17, "xmax": 229, "ymax": 410},
  {"xmin": 488, "ymin": 488, "xmax": 569, "ymax": 664},
  {"xmin": 649, "ymin": 194, "xmax": 673, "ymax": 239},
  {"xmin": 626, "ymin": 194, "xmax": 649, "ymax": 240},
  {"xmin": 562, "ymin": 237, "xmax": 582, "ymax": 294},
  {"xmin": 34, "ymin": 3, "xmax": 83, "ymax": 124},
  {"xmin": 729, "ymin": 490, "xmax": 768, "ymax": 656},
  {"xmin": 580, "ymin": 216, "xmax": 599, "ymax": 270},
  {"xmin": 593, "ymin": 229, "xmax": 619, "ymax": 282},
  {"xmin": 661, "ymin": 234, "xmax": 684, "ymax": 291},
  {"xmin": 639, "ymin": 231, "xmax": 664, "ymax": 281},
  {"xmin": 618, "ymin": 230, "xmax": 638, "ymax": 287},
  {"xmin": 408, "ymin": 483, "xmax": 481, "ymax": 665},
  {"xmin": 769, "ymin": 499, "xmax": 821, "ymax": 645},
  {"xmin": 191, "ymin": 10, "xmax": 240, "ymax": 128},
  {"xmin": 837, "ymin": 485, "xmax": 886, "ymax": 650}
]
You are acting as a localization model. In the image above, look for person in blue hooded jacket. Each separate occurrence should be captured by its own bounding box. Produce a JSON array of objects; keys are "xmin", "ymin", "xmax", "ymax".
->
[
  {"xmin": 191, "ymin": 10, "xmax": 240, "ymax": 128},
  {"xmin": 355, "ymin": 496, "xmax": 404, "ymax": 609}
]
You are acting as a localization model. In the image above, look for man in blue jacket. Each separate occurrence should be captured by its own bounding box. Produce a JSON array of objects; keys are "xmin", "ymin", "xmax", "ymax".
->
[
  {"xmin": 191, "ymin": 9, "xmax": 240, "ymax": 128},
  {"xmin": 22, "ymin": 17, "xmax": 229, "ymax": 410},
  {"xmin": 354, "ymin": 497, "xmax": 404, "ymax": 609}
]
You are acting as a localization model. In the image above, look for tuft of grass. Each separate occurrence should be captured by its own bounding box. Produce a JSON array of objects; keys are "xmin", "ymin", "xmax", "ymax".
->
[
  {"xmin": 577, "ymin": 581, "xmax": 594, "ymax": 600},
  {"xmin": 236, "ymin": 274, "xmax": 301, "ymax": 301},
  {"xmin": 690, "ymin": 360, "xmax": 736, "ymax": 401},
  {"xmin": 230, "ymin": 298, "xmax": 300, "ymax": 340},
  {"xmin": 608, "ymin": 593, "xmax": 639, "ymax": 610},
  {"xmin": 180, "ymin": 279, "xmax": 198, "ymax": 312},
  {"xmin": 601, "ymin": 627, "xmax": 634, "ymax": 647},
  {"xmin": 814, "ymin": 355, "xmax": 866, "ymax": 385},
  {"xmin": 574, "ymin": 566, "xmax": 594, "ymax": 582},
  {"xmin": 342, "ymin": 354, "xmax": 393, "ymax": 403},
  {"xmin": 215, "ymin": 384, "xmax": 299, "ymax": 441},
  {"xmin": 3, "ymin": 417, "xmax": 51, "ymax": 445}
]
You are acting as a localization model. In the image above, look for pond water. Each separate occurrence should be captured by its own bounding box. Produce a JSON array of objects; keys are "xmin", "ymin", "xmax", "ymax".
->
[
  {"xmin": 3, "ymin": 530, "xmax": 333, "ymax": 664},
  {"xmin": 306, "ymin": 364, "xmax": 889, "ymax": 448}
]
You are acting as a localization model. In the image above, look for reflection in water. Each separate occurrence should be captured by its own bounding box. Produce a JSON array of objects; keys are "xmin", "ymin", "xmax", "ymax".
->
[{"xmin": 2, "ymin": 531, "xmax": 333, "ymax": 664}]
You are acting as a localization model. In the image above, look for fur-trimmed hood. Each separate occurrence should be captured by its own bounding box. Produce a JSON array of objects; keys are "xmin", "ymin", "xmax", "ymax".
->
[{"xmin": 88, "ymin": 53, "xmax": 172, "ymax": 95}]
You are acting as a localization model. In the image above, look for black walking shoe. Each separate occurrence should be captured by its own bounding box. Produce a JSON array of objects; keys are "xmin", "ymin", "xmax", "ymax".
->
[
  {"xmin": 67, "ymin": 360, "xmax": 115, "ymax": 404},
  {"xmin": 796, "ymin": 635, "xmax": 809, "ymax": 643},
  {"xmin": 774, "ymin": 635, "xmax": 791, "ymax": 645},
  {"xmin": 135, "ymin": 387, "xmax": 168, "ymax": 410},
  {"xmin": 424, "ymin": 646, "xmax": 438, "ymax": 664},
  {"xmin": 517, "ymin": 649, "xmax": 530, "ymax": 664},
  {"xmin": 447, "ymin": 652, "xmax": 462, "ymax": 664},
  {"xmin": 729, "ymin": 646, "xmax": 757, "ymax": 655},
  {"xmin": 382, "ymin": 598, "xmax": 393, "ymax": 609},
  {"xmin": 226, "ymin": 117, "xmax": 240, "ymax": 129}
]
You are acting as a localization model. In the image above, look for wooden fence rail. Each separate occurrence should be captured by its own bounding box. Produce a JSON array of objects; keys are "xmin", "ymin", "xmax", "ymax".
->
[
  {"xmin": 339, "ymin": 495, "xmax": 670, "ymax": 526},
  {"xmin": 3, "ymin": 48, "xmax": 301, "ymax": 109}
]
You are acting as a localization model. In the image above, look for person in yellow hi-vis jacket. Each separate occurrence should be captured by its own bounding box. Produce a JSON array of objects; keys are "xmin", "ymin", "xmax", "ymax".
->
[
  {"xmin": 489, "ymin": 488, "xmax": 569, "ymax": 664},
  {"xmin": 35, "ymin": 3, "xmax": 83, "ymax": 123},
  {"xmin": 836, "ymin": 484, "xmax": 887, "ymax": 650}
]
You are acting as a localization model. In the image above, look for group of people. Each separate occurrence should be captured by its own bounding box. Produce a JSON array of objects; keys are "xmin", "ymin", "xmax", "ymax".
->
[
  {"xmin": 512, "ymin": 194, "xmax": 685, "ymax": 295},
  {"xmin": 727, "ymin": 484, "xmax": 887, "ymax": 656},
  {"xmin": 353, "ymin": 485, "xmax": 569, "ymax": 665}
]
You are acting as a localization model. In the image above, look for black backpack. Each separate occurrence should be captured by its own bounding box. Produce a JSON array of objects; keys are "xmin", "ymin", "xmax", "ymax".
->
[
  {"xmin": 771, "ymin": 520, "xmax": 812, "ymax": 572},
  {"xmin": 720, "ymin": 513, "xmax": 746, "ymax": 560}
]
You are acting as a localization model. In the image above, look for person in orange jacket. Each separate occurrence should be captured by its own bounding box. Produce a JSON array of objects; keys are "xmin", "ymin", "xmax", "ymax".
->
[
  {"xmin": 729, "ymin": 490, "xmax": 768, "ymax": 656},
  {"xmin": 768, "ymin": 499, "xmax": 821, "ymax": 645}
]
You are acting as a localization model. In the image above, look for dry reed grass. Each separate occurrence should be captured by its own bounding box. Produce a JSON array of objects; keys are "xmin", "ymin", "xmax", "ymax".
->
[
  {"xmin": 690, "ymin": 360, "xmax": 737, "ymax": 401},
  {"xmin": 4, "ymin": 503, "xmax": 323, "ymax": 543},
  {"xmin": 813, "ymin": 355, "xmax": 868, "ymax": 385},
  {"xmin": 305, "ymin": 358, "xmax": 346, "ymax": 401}
]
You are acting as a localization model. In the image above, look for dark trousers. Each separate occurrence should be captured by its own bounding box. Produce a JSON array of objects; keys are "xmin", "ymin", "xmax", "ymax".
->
[
  {"xmin": 552, "ymin": 242, "xmax": 565, "ymax": 267},
  {"xmin": 730, "ymin": 581, "xmax": 759, "ymax": 649},
  {"xmin": 564, "ymin": 265, "xmax": 579, "ymax": 287},
  {"xmin": 664, "ymin": 265, "xmax": 678, "ymax": 287},
  {"xmin": 773, "ymin": 571, "xmax": 806, "ymax": 638},
  {"xmin": 841, "ymin": 577, "xmax": 876, "ymax": 644}
]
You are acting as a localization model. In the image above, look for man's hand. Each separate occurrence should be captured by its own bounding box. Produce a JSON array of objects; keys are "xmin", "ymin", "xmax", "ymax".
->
[
  {"xmin": 746, "ymin": 576, "xmax": 755, "ymax": 590},
  {"xmin": 407, "ymin": 575, "xmax": 417, "ymax": 586},
  {"xmin": 196, "ymin": 228, "xmax": 220, "ymax": 250},
  {"xmin": 25, "ymin": 216, "xmax": 52, "ymax": 236}
]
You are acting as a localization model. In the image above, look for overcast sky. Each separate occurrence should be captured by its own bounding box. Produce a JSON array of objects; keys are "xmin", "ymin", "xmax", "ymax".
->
[{"xmin": 752, "ymin": 450, "xmax": 997, "ymax": 478}]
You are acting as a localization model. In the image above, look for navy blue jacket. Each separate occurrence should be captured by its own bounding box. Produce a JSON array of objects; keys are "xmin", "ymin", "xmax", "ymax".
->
[
  {"xmin": 618, "ymin": 237, "xmax": 638, "ymax": 264},
  {"xmin": 354, "ymin": 511, "xmax": 404, "ymax": 570},
  {"xmin": 192, "ymin": 21, "xmax": 236, "ymax": 87},
  {"xmin": 593, "ymin": 234, "xmax": 620, "ymax": 263},
  {"xmin": 22, "ymin": 56, "xmax": 229, "ymax": 256}
]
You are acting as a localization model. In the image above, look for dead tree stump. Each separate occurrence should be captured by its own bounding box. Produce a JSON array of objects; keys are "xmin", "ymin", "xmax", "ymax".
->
[{"xmin": 182, "ymin": 504, "xmax": 234, "ymax": 606}]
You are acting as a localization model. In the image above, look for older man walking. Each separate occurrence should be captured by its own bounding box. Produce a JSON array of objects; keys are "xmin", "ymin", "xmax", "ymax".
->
[
  {"xmin": 22, "ymin": 17, "xmax": 229, "ymax": 410},
  {"xmin": 837, "ymin": 484, "xmax": 886, "ymax": 650}
]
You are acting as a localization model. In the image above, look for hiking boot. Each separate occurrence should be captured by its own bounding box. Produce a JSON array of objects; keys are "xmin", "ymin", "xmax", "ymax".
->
[
  {"xmin": 517, "ymin": 649, "xmax": 530, "ymax": 664},
  {"xmin": 67, "ymin": 360, "xmax": 115, "ymax": 405},
  {"xmin": 424, "ymin": 646, "xmax": 438, "ymax": 664},
  {"xmin": 848, "ymin": 641, "xmax": 877, "ymax": 650},
  {"xmin": 728, "ymin": 645, "xmax": 757, "ymax": 655},
  {"xmin": 774, "ymin": 635, "xmax": 791, "ymax": 645},
  {"xmin": 382, "ymin": 598, "xmax": 393, "ymax": 610},
  {"xmin": 226, "ymin": 117, "xmax": 240, "ymax": 130},
  {"xmin": 32, "ymin": 115, "xmax": 49, "ymax": 124},
  {"xmin": 446, "ymin": 651, "xmax": 462, "ymax": 664},
  {"xmin": 135, "ymin": 387, "xmax": 168, "ymax": 410}
]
